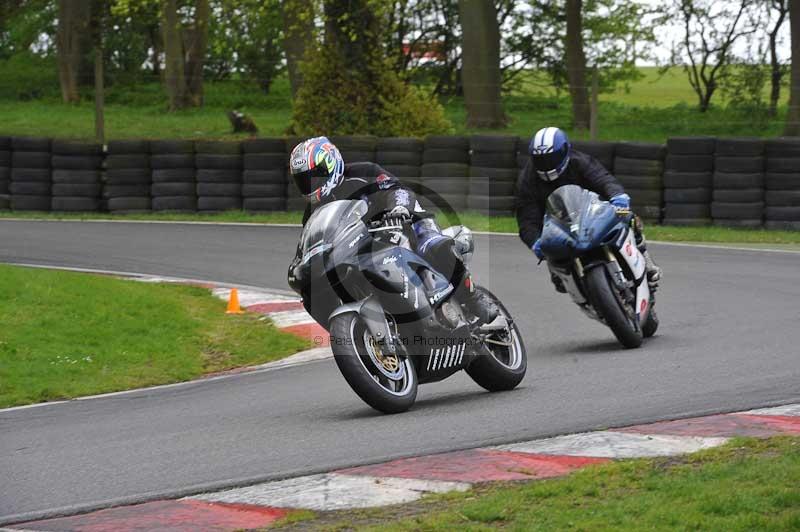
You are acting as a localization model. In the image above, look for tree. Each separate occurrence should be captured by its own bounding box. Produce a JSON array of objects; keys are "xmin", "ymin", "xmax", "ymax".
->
[
  {"xmin": 457, "ymin": 0, "xmax": 506, "ymax": 128},
  {"xmin": 160, "ymin": 0, "xmax": 210, "ymax": 110},
  {"xmin": 206, "ymin": 0, "xmax": 283, "ymax": 94},
  {"xmin": 565, "ymin": 0, "xmax": 590, "ymax": 129},
  {"xmin": 292, "ymin": 0, "xmax": 450, "ymax": 136},
  {"xmin": 56, "ymin": 0, "xmax": 92, "ymax": 103},
  {"xmin": 767, "ymin": 0, "xmax": 790, "ymax": 116},
  {"xmin": 281, "ymin": 0, "xmax": 314, "ymax": 97},
  {"xmin": 786, "ymin": 0, "xmax": 800, "ymax": 134},
  {"xmin": 670, "ymin": 0, "xmax": 757, "ymax": 112},
  {"xmin": 383, "ymin": 0, "xmax": 462, "ymax": 96}
]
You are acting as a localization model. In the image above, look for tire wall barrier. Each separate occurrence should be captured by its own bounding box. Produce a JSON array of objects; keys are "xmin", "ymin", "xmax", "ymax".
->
[
  {"xmin": 0, "ymin": 137, "xmax": 10, "ymax": 210},
  {"xmin": 10, "ymin": 136, "xmax": 52, "ymax": 211},
  {"xmin": 0, "ymin": 135, "xmax": 798, "ymax": 228}
]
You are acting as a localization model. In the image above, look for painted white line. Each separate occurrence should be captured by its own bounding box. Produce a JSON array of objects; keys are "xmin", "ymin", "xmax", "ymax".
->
[
  {"xmin": 3, "ymin": 262, "xmax": 299, "ymax": 297},
  {"xmin": 646, "ymin": 240, "xmax": 800, "ymax": 255},
  {"xmin": 4, "ymin": 217, "xmax": 799, "ymax": 253},
  {"xmin": 744, "ymin": 404, "xmax": 800, "ymax": 417},
  {"xmin": 190, "ymin": 473, "xmax": 469, "ymax": 511},
  {"xmin": 210, "ymin": 287, "xmax": 297, "ymax": 308},
  {"xmin": 0, "ymin": 347, "xmax": 332, "ymax": 414},
  {"xmin": 494, "ymin": 431, "xmax": 728, "ymax": 458},
  {"xmin": 0, "ymin": 217, "xmax": 302, "ymax": 228},
  {"xmin": 267, "ymin": 310, "xmax": 317, "ymax": 328}
]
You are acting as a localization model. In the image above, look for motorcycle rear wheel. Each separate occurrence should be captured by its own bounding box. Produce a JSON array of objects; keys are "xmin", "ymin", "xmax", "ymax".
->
[
  {"xmin": 466, "ymin": 287, "xmax": 527, "ymax": 391},
  {"xmin": 330, "ymin": 313, "xmax": 418, "ymax": 414},
  {"xmin": 585, "ymin": 266, "xmax": 643, "ymax": 349}
]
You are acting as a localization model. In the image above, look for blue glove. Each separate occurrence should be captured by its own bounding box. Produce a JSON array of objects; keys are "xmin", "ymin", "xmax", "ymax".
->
[
  {"xmin": 532, "ymin": 239, "xmax": 544, "ymax": 260},
  {"xmin": 610, "ymin": 193, "xmax": 631, "ymax": 209}
]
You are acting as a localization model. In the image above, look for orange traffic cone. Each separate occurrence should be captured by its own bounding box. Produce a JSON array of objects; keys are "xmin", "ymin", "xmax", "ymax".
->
[{"xmin": 226, "ymin": 288, "xmax": 245, "ymax": 314}]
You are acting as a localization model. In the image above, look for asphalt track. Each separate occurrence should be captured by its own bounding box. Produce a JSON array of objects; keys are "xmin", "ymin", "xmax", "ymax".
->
[{"xmin": 2, "ymin": 220, "xmax": 800, "ymax": 524}]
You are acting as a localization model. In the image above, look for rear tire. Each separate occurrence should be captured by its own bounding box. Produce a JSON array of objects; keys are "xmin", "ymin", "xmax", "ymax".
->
[
  {"xmin": 466, "ymin": 288, "xmax": 527, "ymax": 391},
  {"xmin": 585, "ymin": 266, "xmax": 643, "ymax": 349},
  {"xmin": 330, "ymin": 313, "xmax": 417, "ymax": 414}
]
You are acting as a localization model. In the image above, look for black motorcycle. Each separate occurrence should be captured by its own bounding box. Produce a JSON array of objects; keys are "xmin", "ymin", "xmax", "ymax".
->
[{"xmin": 289, "ymin": 199, "xmax": 526, "ymax": 414}]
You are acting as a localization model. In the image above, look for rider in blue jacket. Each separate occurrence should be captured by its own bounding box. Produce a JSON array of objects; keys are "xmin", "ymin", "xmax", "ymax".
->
[{"xmin": 516, "ymin": 127, "xmax": 662, "ymax": 292}]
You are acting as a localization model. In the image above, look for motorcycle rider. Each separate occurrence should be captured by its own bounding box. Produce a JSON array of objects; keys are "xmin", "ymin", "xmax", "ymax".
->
[
  {"xmin": 517, "ymin": 126, "xmax": 662, "ymax": 293},
  {"xmin": 287, "ymin": 136, "xmax": 498, "ymax": 327}
]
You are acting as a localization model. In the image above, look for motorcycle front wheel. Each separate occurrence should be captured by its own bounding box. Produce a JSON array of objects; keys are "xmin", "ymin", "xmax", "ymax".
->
[
  {"xmin": 330, "ymin": 313, "xmax": 418, "ymax": 414},
  {"xmin": 585, "ymin": 266, "xmax": 643, "ymax": 349}
]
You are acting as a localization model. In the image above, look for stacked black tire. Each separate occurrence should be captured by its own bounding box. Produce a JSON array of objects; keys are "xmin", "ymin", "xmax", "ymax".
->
[
  {"xmin": 375, "ymin": 137, "xmax": 423, "ymax": 192},
  {"xmin": 51, "ymin": 141, "xmax": 103, "ymax": 212},
  {"xmin": 468, "ymin": 135, "xmax": 517, "ymax": 216},
  {"xmin": 105, "ymin": 141, "xmax": 151, "ymax": 213},
  {"xmin": 764, "ymin": 138, "xmax": 800, "ymax": 230},
  {"xmin": 195, "ymin": 141, "xmax": 242, "ymax": 213},
  {"xmin": 663, "ymin": 137, "xmax": 715, "ymax": 226},
  {"xmin": 711, "ymin": 138, "xmax": 765, "ymax": 228},
  {"xmin": 150, "ymin": 140, "xmax": 196, "ymax": 212},
  {"xmin": 612, "ymin": 142, "xmax": 665, "ymax": 222},
  {"xmin": 285, "ymin": 136, "xmax": 306, "ymax": 211},
  {"xmin": 242, "ymin": 138, "xmax": 287, "ymax": 212},
  {"xmin": 0, "ymin": 137, "xmax": 9, "ymax": 210},
  {"xmin": 420, "ymin": 136, "xmax": 470, "ymax": 213},
  {"xmin": 572, "ymin": 140, "xmax": 616, "ymax": 172},
  {"xmin": 10, "ymin": 137, "xmax": 51, "ymax": 211}
]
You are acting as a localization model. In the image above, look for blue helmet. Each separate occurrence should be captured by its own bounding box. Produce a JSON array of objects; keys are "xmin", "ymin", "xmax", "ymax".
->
[{"xmin": 529, "ymin": 127, "xmax": 571, "ymax": 182}]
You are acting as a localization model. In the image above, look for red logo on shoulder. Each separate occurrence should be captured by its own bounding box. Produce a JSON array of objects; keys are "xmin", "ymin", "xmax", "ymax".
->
[
  {"xmin": 376, "ymin": 174, "xmax": 392, "ymax": 189},
  {"xmin": 625, "ymin": 242, "xmax": 633, "ymax": 256}
]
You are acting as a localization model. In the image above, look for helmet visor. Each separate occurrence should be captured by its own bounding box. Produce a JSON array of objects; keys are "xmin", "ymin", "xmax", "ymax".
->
[
  {"xmin": 293, "ymin": 164, "xmax": 330, "ymax": 196},
  {"xmin": 531, "ymin": 146, "xmax": 567, "ymax": 173}
]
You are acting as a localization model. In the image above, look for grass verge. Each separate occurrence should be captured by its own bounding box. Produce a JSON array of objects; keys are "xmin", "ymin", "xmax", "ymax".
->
[
  {"xmin": 0, "ymin": 264, "xmax": 310, "ymax": 408},
  {"xmin": 0, "ymin": 68, "xmax": 787, "ymax": 142},
  {"xmin": 271, "ymin": 437, "xmax": 800, "ymax": 531},
  {"xmin": 2, "ymin": 210, "xmax": 799, "ymax": 245}
]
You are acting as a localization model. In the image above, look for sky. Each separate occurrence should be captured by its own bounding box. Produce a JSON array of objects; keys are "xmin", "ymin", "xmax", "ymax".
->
[{"xmin": 638, "ymin": 0, "xmax": 791, "ymax": 66}]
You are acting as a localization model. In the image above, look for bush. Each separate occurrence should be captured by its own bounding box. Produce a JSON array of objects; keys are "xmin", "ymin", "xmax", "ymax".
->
[
  {"xmin": 0, "ymin": 52, "xmax": 59, "ymax": 101},
  {"xmin": 291, "ymin": 46, "xmax": 451, "ymax": 137}
]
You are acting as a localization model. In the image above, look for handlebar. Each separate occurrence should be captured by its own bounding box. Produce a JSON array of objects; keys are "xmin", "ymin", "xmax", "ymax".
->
[{"xmin": 368, "ymin": 214, "xmax": 412, "ymax": 233}]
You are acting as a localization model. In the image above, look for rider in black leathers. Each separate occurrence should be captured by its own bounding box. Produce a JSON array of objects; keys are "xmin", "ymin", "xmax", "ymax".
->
[
  {"xmin": 517, "ymin": 127, "xmax": 662, "ymax": 292},
  {"xmin": 287, "ymin": 137, "xmax": 497, "ymax": 328}
]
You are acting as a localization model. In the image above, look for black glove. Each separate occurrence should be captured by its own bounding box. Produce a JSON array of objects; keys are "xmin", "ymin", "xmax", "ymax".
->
[
  {"xmin": 382, "ymin": 205, "xmax": 411, "ymax": 222},
  {"xmin": 287, "ymin": 256, "xmax": 303, "ymax": 294}
]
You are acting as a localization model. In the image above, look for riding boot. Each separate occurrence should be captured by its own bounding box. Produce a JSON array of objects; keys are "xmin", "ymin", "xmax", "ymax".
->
[
  {"xmin": 460, "ymin": 275, "xmax": 499, "ymax": 325},
  {"xmin": 550, "ymin": 272, "xmax": 567, "ymax": 293},
  {"xmin": 633, "ymin": 216, "xmax": 662, "ymax": 288},
  {"xmin": 413, "ymin": 218, "xmax": 498, "ymax": 324}
]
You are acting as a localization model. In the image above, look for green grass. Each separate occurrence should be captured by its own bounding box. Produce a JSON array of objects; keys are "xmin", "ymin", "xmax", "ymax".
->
[
  {"xmin": 0, "ymin": 264, "xmax": 310, "ymax": 408},
  {"xmin": 278, "ymin": 437, "xmax": 800, "ymax": 531},
  {"xmin": 2, "ymin": 210, "xmax": 799, "ymax": 245},
  {"xmin": 0, "ymin": 67, "xmax": 787, "ymax": 142}
]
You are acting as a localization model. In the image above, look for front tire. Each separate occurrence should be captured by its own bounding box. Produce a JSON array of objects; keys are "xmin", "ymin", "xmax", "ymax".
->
[
  {"xmin": 466, "ymin": 287, "xmax": 527, "ymax": 391},
  {"xmin": 330, "ymin": 313, "xmax": 417, "ymax": 414},
  {"xmin": 584, "ymin": 266, "xmax": 643, "ymax": 349},
  {"xmin": 642, "ymin": 304, "xmax": 659, "ymax": 338}
]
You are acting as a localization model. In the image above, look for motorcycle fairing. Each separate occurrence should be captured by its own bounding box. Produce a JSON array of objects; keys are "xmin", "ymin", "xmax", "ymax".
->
[
  {"xmin": 329, "ymin": 296, "xmax": 394, "ymax": 352},
  {"xmin": 540, "ymin": 201, "xmax": 625, "ymax": 259},
  {"xmin": 615, "ymin": 229, "xmax": 651, "ymax": 322},
  {"xmin": 359, "ymin": 246, "xmax": 453, "ymax": 320}
]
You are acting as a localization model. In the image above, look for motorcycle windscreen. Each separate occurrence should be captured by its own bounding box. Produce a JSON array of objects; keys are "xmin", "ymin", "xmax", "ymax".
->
[
  {"xmin": 540, "ymin": 185, "xmax": 587, "ymax": 259},
  {"xmin": 298, "ymin": 199, "xmax": 369, "ymax": 266},
  {"xmin": 544, "ymin": 185, "xmax": 619, "ymax": 252}
]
